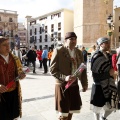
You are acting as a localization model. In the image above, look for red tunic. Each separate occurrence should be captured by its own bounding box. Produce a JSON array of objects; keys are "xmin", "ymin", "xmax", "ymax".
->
[{"xmin": 0, "ymin": 54, "xmax": 16, "ymax": 86}]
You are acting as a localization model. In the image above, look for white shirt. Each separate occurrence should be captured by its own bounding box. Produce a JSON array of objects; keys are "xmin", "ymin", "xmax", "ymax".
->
[
  {"xmin": 99, "ymin": 47, "xmax": 108, "ymax": 59},
  {"xmin": 68, "ymin": 48, "xmax": 75, "ymax": 58},
  {"xmin": 68, "ymin": 48, "xmax": 77, "ymax": 75},
  {"xmin": 0, "ymin": 54, "xmax": 9, "ymax": 63}
]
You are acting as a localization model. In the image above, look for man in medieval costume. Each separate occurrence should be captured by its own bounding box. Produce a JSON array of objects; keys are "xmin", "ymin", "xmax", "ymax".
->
[
  {"xmin": 0, "ymin": 36, "xmax": 26, "ymax": 120},
  {"xmin": 50, "ymin": 32, "xmax": 88, "ymax": 120},
  {"xmin": 90, "ymin": 37, "xmax": 118, "ymax": 120}
]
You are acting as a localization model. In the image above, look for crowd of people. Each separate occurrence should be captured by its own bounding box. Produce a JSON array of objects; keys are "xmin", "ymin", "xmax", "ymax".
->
[
  {"xmin": 11, "ymin": 45, "xmax": 53, "ymax": 74},
  {"xmin": 1, "ymin": 32, "xmax": 120, "ymax": 120}
]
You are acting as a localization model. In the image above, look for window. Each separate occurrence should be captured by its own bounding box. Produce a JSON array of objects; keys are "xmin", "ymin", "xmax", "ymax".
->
[
  {"xmin": 30, "ymin": 29, "xmax": 32, "ymax": 35},
  {"xmin": 42, "ymin": 24, "xmax": 44, "ymax": 32},
  {"xmin": 51, "ymin": 12, "xmax": 61, "ymax": 19},
  {"xmin": 45, "ymin": 35, "xmax": 47, "ymax": 42},
  {"xmin": 39, "ymin": 17, "xmax": 47, "ymax": 21},
  {"xmin": 58, "ymin": 22, "xmax": 61, "ymax": 30},
  {"xmin": 58, "ymin": 12, "xmax": 61, "ymax": 17},
  {"xmin": 34, "ymin": 36, "xmax": 37, "ymax": 43},
  {"xmin": 58, "ymin": 33, "xmax": 61, "ymax": 41},
  {"xmin": 39, "ymin": 36, "xmax": 42, "ymax": 42},
  {"xmin": 30, "ymin": 20, "xmax": 36, "ymax": 25},
  {"xmin": 35, "ymin": 28, "xmax": 37, "ymax": 35},
  {"xmin": 45, "ymin": 26, "xmax": 47, "ymax": 33},
  {"xmin": 51, "ymin": 15, "xmax": 54, "ymax": 19},
  {"xmin": 51, "ymin": 24, "xmax": 54, "ymax": 32},
  {"xmin": 51, "ymin": 34, "xmax": 54, "ymax": 41},
  {"xmin": 30, "ymin": 36, "xmax": 34, "ymax": 43},
  {"xmin": 39, "ymin": 27, "xmax": 42, "ymax": 34},
  {"xmin": 9, "ymin": 18, "xmax": 13, "ymax": 22}
]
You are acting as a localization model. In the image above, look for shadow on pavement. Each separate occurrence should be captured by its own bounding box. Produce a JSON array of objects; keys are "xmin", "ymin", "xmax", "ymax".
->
[{"xmin": 22, "ymin": 94, "xmax": 54, "ymax": 103}]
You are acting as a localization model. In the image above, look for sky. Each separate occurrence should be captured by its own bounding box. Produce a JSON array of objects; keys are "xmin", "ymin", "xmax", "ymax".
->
[{"xmin": 0, "ymin": 0, "xmax": 119, "ymax": 22}]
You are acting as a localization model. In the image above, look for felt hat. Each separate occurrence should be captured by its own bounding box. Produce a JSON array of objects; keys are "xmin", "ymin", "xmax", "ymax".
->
[{"xmin": 65, "ymin": 32, "xmax": 77, "ymax": 40}]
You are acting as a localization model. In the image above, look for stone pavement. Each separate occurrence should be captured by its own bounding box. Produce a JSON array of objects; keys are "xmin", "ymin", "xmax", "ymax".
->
[{"xmin": 20, "ymin": 61, "xmax": 120, "ymax": 120}]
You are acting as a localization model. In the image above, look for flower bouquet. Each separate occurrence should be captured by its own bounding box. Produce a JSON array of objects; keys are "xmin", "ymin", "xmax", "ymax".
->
[
  {"xmin": 64, "ymin": 63, "xmax": 86, "ymax": 92},
  {"xmin": 6, "ymin": 67, "xmax": 30, "ymax": 89}
]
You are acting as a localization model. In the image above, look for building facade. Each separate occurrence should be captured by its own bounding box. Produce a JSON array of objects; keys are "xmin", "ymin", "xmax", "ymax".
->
[
  {"xmin": 114, "ymin": 7, "xmax": 120, "ymax": 48},
  {"xmin": 26, "ymin": 8, "xmax": 73, "ymax": 50},
  {"xmin": 17, "ymin": 23, "xmax": 27, "ymax": 48},
  {"xmin": 74, "ymin": 0, "xmax": 113, "ymax": 48},
  {"xmin": 0, "ymin": 9, "xmax": 18, "ymax": 49}
]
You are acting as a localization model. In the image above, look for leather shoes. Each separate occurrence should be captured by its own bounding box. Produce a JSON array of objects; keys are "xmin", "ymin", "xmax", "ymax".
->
[
  {"xmin": 102, "ymin": 117, "xmax": 107, "ymax": 120},
  {"xmin": 43, "ymin": 72, "xmax": 47, "ymax": 74}
]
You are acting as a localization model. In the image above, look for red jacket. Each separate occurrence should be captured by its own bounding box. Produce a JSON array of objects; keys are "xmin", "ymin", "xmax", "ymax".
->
[
  {"xmin": 36, "ymin": 50, "xmax": 42, "ymax": 60},
  {"xmin": 112, "ymin": 54, "xmax": 117, "ymax": 71}
]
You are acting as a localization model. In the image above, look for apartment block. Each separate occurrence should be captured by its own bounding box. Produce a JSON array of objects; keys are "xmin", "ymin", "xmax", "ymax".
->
[{"xmin": 26, "ymin": 8, "xmax": 73, "ymax": 50}]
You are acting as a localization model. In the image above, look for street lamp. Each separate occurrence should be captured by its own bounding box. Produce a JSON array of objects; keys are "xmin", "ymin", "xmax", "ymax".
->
[{"xmin": 107, "ymin": 14, "xmax": 113, "ymax": 48}]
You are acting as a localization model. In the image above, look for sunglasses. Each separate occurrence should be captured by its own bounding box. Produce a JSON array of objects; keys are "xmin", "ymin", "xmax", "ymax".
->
[{"xmin": 69, "ymin": 37, "xmax": 77, "ymax": 40}]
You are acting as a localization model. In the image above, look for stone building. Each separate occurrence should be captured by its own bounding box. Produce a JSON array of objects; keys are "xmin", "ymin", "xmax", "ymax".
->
[
  {"xmin": 0, "ymin": 9, "xmax": 18, "ymax": 49},
  {"xmin": 17, "ymin": 23, "xmax": 27, "ymax": 48},
  {"xmin": 74, "ymin": 0, "xmax": 113, "ymax": 48},
  {"xmin": 114, "ymin": 7, "xmax": 120, "ymax": 48}
]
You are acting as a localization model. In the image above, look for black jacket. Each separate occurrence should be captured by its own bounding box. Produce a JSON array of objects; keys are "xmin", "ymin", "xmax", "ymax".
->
[{"xmin": 26, "ymin": 50, "xmax": 37, "ymax": 62}]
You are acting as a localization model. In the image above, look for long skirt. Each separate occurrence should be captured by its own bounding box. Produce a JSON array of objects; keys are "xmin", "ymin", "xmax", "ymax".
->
[
  {"xmin": 0, "ymin": 88, "xmax": 20, "ymax": 120},
  {"xmin": 90, "ymin": 84, "xmax": 111, "ymax": 113},
  {"xmin": 55, "ymin": 84, "xmax": 82, "ymax": 117}
]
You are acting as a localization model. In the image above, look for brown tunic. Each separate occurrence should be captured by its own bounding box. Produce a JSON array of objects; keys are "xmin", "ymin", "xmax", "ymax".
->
[{"xmin": 50, "ymin": 46, "xmax": 88, "ymax": 116}]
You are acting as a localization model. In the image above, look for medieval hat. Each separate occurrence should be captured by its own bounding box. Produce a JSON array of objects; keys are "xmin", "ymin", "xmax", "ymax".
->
[
  {"xmin": 65, "ymin": 32, "xmax": 77, "ymax": 40},
  {"xmin": 0, "ymin": 36, "xmax": 8, "ymax": 44},
  {"xmin": 97, "ymin": 37, "xmax": 110, "ymax": 46}
]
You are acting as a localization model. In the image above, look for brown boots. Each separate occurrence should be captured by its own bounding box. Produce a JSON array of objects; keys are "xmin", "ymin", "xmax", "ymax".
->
[
  {"xmin": 59, "ymin": 116, "xmax": 68, "ymax": 120},
  {"xmin": 59, "ymin": 113, "xmax": 73, "ymax": 120}
]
